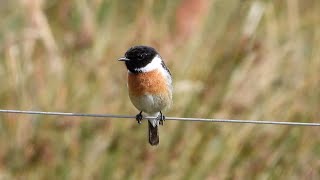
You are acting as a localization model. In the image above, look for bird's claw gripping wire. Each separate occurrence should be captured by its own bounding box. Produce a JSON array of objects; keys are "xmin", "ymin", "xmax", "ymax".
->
[
  {"xmin": 158, "ymin": 111, "xmax": 165, "ymax": 126},
  {"xmin": 136, "ymin": 111, "xmax": 143, "ymax": 124}
]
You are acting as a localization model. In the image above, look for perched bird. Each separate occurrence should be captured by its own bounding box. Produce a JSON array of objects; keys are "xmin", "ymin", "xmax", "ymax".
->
[{"xmin": 118, "ymin": 45, "xmax": 173, "ymax": 146}]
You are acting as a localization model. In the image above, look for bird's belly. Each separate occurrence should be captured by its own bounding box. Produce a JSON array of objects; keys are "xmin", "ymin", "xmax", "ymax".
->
[
  {"xmin": 129, "ymin": 94, "xmax": 171, "ymax": 114},
  {"xmin": 128, "ymin": 70, "xmax": 172, "ymax": 114}
]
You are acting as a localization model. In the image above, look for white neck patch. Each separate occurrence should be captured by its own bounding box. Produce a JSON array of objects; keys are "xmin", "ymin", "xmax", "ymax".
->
[{"xmin": 134, "ymin": 55, "xmax": 163, "ymax": 73}]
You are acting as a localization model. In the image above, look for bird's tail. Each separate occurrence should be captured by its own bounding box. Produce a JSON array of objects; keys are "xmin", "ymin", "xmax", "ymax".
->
[{"xmin": 148, "ymin": 120, "xmax": 159, "ymax": 146}]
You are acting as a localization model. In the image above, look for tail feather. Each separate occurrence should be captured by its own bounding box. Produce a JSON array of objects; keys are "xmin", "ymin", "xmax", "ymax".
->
[{"xmin": 148, "ymin": 121, "xmax": 159, "ymax": 146}]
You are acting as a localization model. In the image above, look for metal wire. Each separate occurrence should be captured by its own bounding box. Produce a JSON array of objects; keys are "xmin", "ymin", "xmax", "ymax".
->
[{"xmin": 0, "ymin": 109, "xmax": 319, "ymax": 127}]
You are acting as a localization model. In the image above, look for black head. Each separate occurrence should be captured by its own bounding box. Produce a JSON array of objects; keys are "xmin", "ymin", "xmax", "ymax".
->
[{"xmin": 118, "ymin": 45, "xmax": 158, "ymax": 73}]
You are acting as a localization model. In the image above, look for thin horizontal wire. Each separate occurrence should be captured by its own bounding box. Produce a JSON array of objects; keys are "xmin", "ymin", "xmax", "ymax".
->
[
  {"xmin": 0, "ymin": 109, "xmax": 135, "ymax": 119},
  {"xmin": 0, "ymin": 109, "xmax": 319, "ymax": 127}
]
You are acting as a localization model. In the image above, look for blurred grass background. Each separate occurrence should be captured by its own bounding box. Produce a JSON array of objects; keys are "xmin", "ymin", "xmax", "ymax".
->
[{"xmin": 0, "ymin": 0, "xmax": 319, "ymax": 179}]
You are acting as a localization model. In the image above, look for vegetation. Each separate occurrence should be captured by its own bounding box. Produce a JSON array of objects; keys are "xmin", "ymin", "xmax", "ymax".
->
[{"xmin": 0, "ymin": 0, "xmax": 319, "ymax": 179}]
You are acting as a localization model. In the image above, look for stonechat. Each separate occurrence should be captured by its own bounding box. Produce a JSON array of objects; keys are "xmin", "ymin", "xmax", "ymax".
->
[{"xmin": 119, "ymin": 45, "xmax": 173, "ymax": 146}]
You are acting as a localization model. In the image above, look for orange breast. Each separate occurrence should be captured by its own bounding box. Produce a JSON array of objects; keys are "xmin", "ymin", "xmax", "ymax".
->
[{"xmin": 128, "ymin": 70, "xmax": 168, "ymax": 96}]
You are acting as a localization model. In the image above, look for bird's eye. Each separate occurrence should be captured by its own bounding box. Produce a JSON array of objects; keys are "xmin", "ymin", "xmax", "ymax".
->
[{"xmin": 138, "ymin": 54, "xmax": 145, "ymax": 60}]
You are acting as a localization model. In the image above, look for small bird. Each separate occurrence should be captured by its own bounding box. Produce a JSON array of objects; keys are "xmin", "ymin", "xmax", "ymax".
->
[{"xmin": 118, "ymin": 45, "xmax": 173, "ymax": 146}]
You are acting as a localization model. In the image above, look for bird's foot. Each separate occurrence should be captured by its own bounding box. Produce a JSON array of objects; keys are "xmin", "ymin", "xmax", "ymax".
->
[
  {"xmin": 136, "ymin": 111, "xmax": 143, "ymax": 124},
  {"xmin": 158, "ymin": 111, "xmax": 165, "ymax": 126}
]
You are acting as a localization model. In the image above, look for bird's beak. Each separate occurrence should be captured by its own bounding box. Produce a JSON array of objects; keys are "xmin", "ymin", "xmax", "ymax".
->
[{"xmin": 118, "ymin": 57, "xmax": 130, "ymax": 61}]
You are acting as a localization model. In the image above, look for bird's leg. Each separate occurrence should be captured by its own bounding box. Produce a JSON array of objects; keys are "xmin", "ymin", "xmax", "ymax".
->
[
  {"xmin": 136, "ymin": 111, "xmax": 143, "ymax": 124},
  {"xmin": 158, "ymin": 111, "xmax": 165, "ymax": 126}
]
